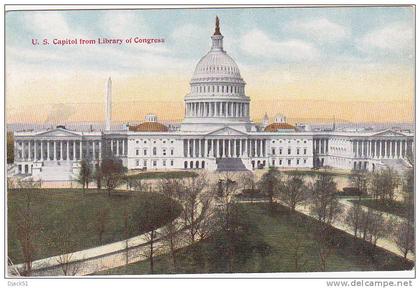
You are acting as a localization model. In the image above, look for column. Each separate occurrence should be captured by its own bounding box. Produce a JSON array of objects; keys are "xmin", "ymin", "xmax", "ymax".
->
[
  {"xmin": 205, "ymin": 140, "xmax": 208, "ymax": 157},
  {"xmin": 399, "ymin": 140, "xmax": 403, "ymax": 158},
  {"xmin": 80, "ymin": 140, "xmax": 83, "ymax": 160},
  {"xmin": 116, "ymin": 140, "xmax": 120, "ymax": 156},
  {"xmin": 226, "ymin": 139, "xmax": 230, "ymax": 157},
  {"xmin": 33, "ymin": 141, "xmax": 37, "ymax": 161},
  {"xmin": 27, "ymin": 141, "xmax": 31, "ymax": 161},
  {"xmin": 99, "ymin": 141, "xmax": 102, "ymax": 160},
  {"xmin": 65, "ymin": 140, "xmax": 69, "ymax": 160},
  {"xmin": 59, "ymin": 141, "xmax": 62, "ymax": 160},
  {"xmin": 47, "ymin": 141, "xmax": 50, "ymax": 160},
  {"xmin": 192, "ymin": 139, "xmax": 196, "ymax": 157},
  {"xmin": 40, "ymin": 141, "xmax": 44, "ymax": 161},
  {"xmin": 394, "ymin": 141, "xmax": 397, "ymax": 158},
  {"xmin": 53, "ymin": 141, "xmax": 56, "ymax": 160},
  {"xmin": 73, "ymin": 140, "xmax": 76, "ymax": 160},
  {"xmin": 93, "ymin": 141, "xmax": 96, "ymax": 160},
  {"xmin": 122, "ymin": 139, "xmax": 126, "ymax": 156},
  {"xmin": 221, "ymin": 139, "xmax": 226, "ymax": 157},
  {"xmin": 198, "ymin": 139, "xmax": 202, "ymax": 157},
  {"xmin": 216, "ymin": 139, "xmax": 220, "ymax": 157},
  {"xmin": 244, "ymin": 139, "xmax": 248, "ymax": 157}
]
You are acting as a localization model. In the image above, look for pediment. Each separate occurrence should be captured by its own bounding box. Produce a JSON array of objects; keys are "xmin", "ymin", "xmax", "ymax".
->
[
  {"xmin": 371, "ymin": 129, "xmax": 407, "ymax": 137},
  {"xmin": 36, "ymin": 128, "xmax": 82, "ymax": 138},
  {"xmin": 206, "ymin": 126, "xmax": 248, "ymax": 137}
]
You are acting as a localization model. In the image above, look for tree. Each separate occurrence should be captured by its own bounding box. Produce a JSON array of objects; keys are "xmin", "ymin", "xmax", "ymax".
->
[
  {"xmin": 349, "ymin": 169, "xmax": 369, "ymax": 201},
  {"xmin": 78, "ymin": 159, "xmax": 92, "ymax": 193},
  {"xmin": 280, "ymin": 175, "xmax": 308, "ymax": 212},
  {"xmin": 310, "ymin": 173, "xmax": 341, "ymax": 224},
  {"xmin": 15, "ymin": 189, "xmax": 39, "ymax": 276},
  {"xmin": 393, "ymin": 220, "xmax": 414, "ymax": 259},
  {"xmin": 133, "ymin": 200, "xmax": 164, "ymax": 274},
  {"xmin": 7, "ymin": 131, "xmax": 14, "ymax": 164},
  {"xmin": 368, "ymin": 168, "xmax": 400, "ymax": 203},
  {"xmin": 286, "ymin": 230, "xmax": 308, "ymax": 272},
  {"xmin": 365, "ymin": 210, "xmax": 388, "ymax": 247},
  {"xmin": 93, "ymin": 162, "xmax": 102, "ymax": 191},
  {"xmin": 345, "ymin": 203, "xmax": 364, "ymax": 239},
  {"xmin": 258, "ymin": 166, "xmax": 282, "ymax": 208},
  {"xmin": 402, "ymin": 168, "xmax": 414, "ymax": 221},
  {"xmin": 158, "ymin": 178, "xmax": 184, "ymax": 271},
  {"xmin": 47, "ymin": 215, "xmax": 83, "ymax": 276},
  {"xmin": 95, "ymin": 207, "xmax": 110, "ymax": 245},
  {"xmin": 101, "ymin": 158, "xmax": 125, "ymax": 196},
  {"xmin": 179, "ymin": 173, "xmax": 212, "ymax": 245}
]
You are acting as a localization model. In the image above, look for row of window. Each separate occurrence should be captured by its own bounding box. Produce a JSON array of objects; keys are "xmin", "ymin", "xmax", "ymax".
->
[
  {"xmin": 198, "ymin": 65, "xmax": 238, "ymax": 73},
  {"xmin": 191, "ymin": 85, "xmax": 244, "ymax": 94},
  {"xmin": 135, "ymin": 148, "xmax": 174, "ymax": 156},
  {"xmin": 271, "ymin": 148, "xmax": 307, "ymax": 155},
  {"xmin": 271, "ymin": 139, "xmax": 308, "ymax": 144},
  {"xmin": 135, "ymin": 159, "xmax": 174, "ymax": 167},
  {"xmin": 271, "ymin": 158, "xmax": 308, "ymax": 166},
  {"xmin": 134, "ymin": 139, "xmax": 174, "ymax": 144}
]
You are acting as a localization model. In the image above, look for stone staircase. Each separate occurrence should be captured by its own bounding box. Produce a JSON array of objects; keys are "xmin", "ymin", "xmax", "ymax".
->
[
  {"xmin": 380, "ymin": 158, "xmax": 412, "ymax": 173},
  {"xmin": 39, "ymin": 161, "xmax": 75, "ymax": 181},
  {"xmin": 216, "ymin": 158, "xmax": 248, "ymax": 171}
]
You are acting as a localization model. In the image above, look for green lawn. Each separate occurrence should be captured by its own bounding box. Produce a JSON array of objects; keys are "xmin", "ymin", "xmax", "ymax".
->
[
  {"xmin": 126, "ymin": 171, "xmax": 198, "ymax": 180},
  {"xmin": 283, "ymin": 170, "xmax": 350, "ymax": 177},
  {"xmin": 97, "ymin": 203, "xmax": 413, "ymax": 275},
  {"xmin": 8, "ymin": 189, "xmax": 181, "ymax": 263},
  {"xmin": 350, "ymin": 199, "xmax": 412, "ymax": 219}
]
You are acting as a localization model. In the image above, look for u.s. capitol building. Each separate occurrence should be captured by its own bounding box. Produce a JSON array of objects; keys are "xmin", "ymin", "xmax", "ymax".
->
[{"xmin": 13, "ymin": 18, "xmax": 414, "ymax": 181}]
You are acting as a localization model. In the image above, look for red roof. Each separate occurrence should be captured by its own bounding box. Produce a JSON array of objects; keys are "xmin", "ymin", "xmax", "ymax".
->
[
  {"xmin": 129, "ymin": 122, "xmax": 168, "ymax": 132},
  {"xmin": 264, "ymin": 123, "xmax": 297, "ymax": 132}
]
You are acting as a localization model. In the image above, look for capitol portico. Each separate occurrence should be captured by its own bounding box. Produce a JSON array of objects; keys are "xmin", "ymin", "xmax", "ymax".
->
[{"xmin": 12, "ymin": 17, "xmax": 414, "ymax": 181}]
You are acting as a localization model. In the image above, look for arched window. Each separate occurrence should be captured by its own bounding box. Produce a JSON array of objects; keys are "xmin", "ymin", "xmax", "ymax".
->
[{"xmin": 184, "ymin": 161, "xmax": 188, "ymax": 169}]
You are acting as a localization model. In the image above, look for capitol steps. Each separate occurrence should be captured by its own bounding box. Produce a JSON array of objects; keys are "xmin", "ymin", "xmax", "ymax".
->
[
  {"xmin": 380, "ymin": 159, "xmax": 412, "ymax": 173},
  {"xmin": 39, "ymin": 161, "xmax": 75, "ymax": 181},
  {"xmin": 216, "ymin": 158, "xmax": 248, "ymax": 172}
]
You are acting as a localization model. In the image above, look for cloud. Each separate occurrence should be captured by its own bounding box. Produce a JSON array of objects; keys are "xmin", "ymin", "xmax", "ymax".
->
[
  {"xmin": 23, "ymin": 11, "xmax": 87, "ymax": 39},
  {"xmin": 286, "ymin": 17, "xmax": 349, "ymax": 43},
  {"xmin": 240, "ymin": 29, "xmax": 320, "ymax": 62},
  {"xmin": 99, "ymin": 10, "xmax": 149, "ymax": 38},
  {"xmin": 357, "ymin": 22, "xmax": 414, "ymax": 56}
]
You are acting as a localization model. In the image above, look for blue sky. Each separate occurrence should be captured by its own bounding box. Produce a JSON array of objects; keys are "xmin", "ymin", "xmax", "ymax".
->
[
  {"xmin": 5, "ymin": 7, "xmax": 415, "ymax": 123},
  {"xmin": 6, "ymin": 7, "xmax": 414, "ymax": 73}
]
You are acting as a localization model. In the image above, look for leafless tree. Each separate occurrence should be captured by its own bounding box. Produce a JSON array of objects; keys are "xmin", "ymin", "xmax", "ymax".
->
[
  {"xmin": 349, "ymin": 169, "xmax": 369, "ymax": 201},
  {"xmin": 393, "ymin": 219, "xmax": 414, "ymax": 259},
  {"xmin": 365, "ymin": 211, "xmax": 388, "ymax": 247},
  {"xmin": 95, "ymin": 207, "xmax": 110, "ymax": 245},
  {"xmin": 48, "ymin": 218, "xmax": 83, "ymax": 276},
  {"xmin": 280, "ymin": 174, "xmax": 309, "ymax": 212},
  {"xmin": 15, "ymin": 192, "xmax": 38, "ymax": 276},
  {"xmin": 368, "ymin": 168, "xmax": 400, "ymax": 203},
  {"xmin": 345, "ymin": 203, "xmax": 364, "ymax": 239},
  {"xmin": 101, "ymin": 158, "xmax": 125, "ymax": 196},
  {"xmin": 310, "ymin": 173, "xmax": 341, "ymax": 224},
  {"xmin": 286, "ymin": 230, "xmax": 308, "ymax": 272},
  {"xmin": 178, "ymin": 173, "xmax": 212, "ymax": 244},
  {"xmin": 258, "ymin": 167, "xmax": 282, "ymax": 208},
  {"xmin": 13, "ymin": 179, "xmax": 42, "ymax": 276},
  {"xmin": 158, "ymin": 178, "xmax": 185, "ymax": 271},
  {"xmin": 314, "ymin": 224, "xmax": 335, "ymax": 272}
]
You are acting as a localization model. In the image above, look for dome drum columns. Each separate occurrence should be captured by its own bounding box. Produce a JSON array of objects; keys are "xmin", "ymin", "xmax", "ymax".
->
[{"xmin": 185, "ymin": 101, "xmax": 250, "ymax": 118}]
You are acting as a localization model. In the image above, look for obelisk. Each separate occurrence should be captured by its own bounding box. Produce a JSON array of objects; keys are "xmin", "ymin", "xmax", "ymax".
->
[{"xmin": 105, "ymin": 77, "xmax": 112, "ymax": 131}]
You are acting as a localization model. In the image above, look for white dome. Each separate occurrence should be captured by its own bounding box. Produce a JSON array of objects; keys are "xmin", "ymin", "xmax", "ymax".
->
[
  {"xmin": 181, "ymin": 16, "xmax": 252, "ymax": 133},
  {"xmin": 192, "ymin": 51, "xmax": 242, "ymax": 80}
]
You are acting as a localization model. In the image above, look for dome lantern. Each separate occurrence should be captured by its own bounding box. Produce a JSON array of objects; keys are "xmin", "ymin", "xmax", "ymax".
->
[{"xmin": 211, "ymin": 16, "xmax": 224, "ymax": 52}]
